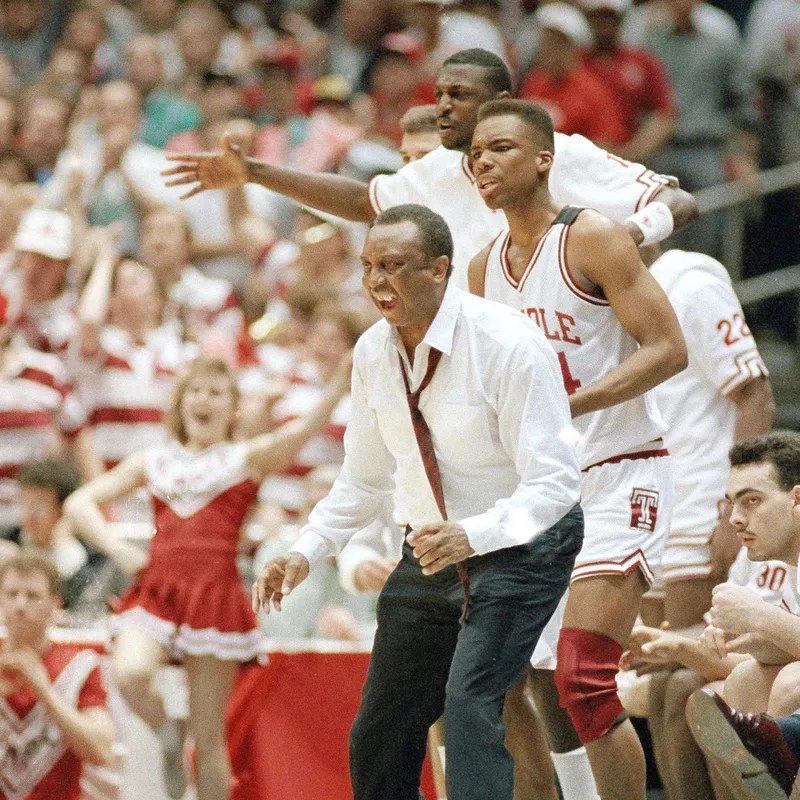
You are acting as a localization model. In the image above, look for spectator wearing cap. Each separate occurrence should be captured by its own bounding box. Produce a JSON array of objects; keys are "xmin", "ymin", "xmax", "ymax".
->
[
  {"xmin": 581, "ymin": 0, "xmax": 678, "ymax": 163},
  {"xmin": 627, "ymin": 0, "xmax": 758, "ymax": 260},
  {"xmin": 520, "ymin": 2, "xmax": 627, "ymax": 146},
  {"xmin": 360, "ymin": 32, "xmax": 435, "ymax": 147},
  {"xmin": 124, "ymin": 34, "xmax": 202, "ymax": 149},
  {"xmin": 1, "ymin": 207, "xmax": 77, "ymax": 355}
]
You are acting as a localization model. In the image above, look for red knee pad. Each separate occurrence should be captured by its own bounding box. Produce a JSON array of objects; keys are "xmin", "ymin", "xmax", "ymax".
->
[{"xmin": 554, "ymin": 627, "xmax": 626, "ymax": 745}]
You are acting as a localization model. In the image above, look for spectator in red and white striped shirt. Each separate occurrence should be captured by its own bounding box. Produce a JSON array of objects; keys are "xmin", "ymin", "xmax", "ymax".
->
[
  {"xmin": 0, "ymin": 207, "xmax": 78, "ymax": 355},
  {"xmin": 70, "ymin": 229, "xmax": 189, "ymax": 477},
  {"xmin": 138, "ymin": 206, "xmax": 244, "ymax": 357},
  {"xmin": 253, "ymin": 303, "xmax": 369, "ymax": 517},
  {"xmin": 0, "ymin": 291, "xmax": 98, "ymax": 533}
]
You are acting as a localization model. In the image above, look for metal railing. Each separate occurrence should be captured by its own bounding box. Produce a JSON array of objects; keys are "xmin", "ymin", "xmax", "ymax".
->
[{"xmin": 692, "ymin": 159, "xmax": 800, "ymax": 281}]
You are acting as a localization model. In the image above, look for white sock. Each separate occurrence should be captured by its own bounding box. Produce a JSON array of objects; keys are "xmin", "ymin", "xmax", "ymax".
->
[{"xmin": 551, "ymin": 747, "xmax": 601, "ymax": 800}]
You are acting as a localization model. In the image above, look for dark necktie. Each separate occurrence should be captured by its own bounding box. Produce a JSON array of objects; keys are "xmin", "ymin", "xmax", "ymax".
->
[{"xmin": 400, "ymin": 348, "xmax": 470, "ymax": 617}]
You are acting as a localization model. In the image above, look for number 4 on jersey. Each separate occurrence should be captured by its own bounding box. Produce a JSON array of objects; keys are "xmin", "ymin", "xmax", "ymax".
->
[{"xmin": 558, "ymin": 351, "xmax": 582, "ymax": 395}]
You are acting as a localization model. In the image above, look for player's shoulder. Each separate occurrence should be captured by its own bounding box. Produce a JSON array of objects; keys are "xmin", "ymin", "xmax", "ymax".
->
[
  {"xmin": 568, "ymin": 207, "xmax": 628, "ymax": 243},
  {"xmin": 650, "ymin": 249, "xmax": 732, "ymax": 295}
]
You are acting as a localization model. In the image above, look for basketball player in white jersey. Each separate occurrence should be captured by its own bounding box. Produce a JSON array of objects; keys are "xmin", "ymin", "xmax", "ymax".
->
[
  {"xmin": 644, "ymin": 246, "xmax": 774, "ymax": 630},
  {"xmin": 161, "ymin": 49, "xmax": 698, "ymax": 291},
  {"xmin": 468, "ymin": 99, "xmax": 687, "ymax": 800}
]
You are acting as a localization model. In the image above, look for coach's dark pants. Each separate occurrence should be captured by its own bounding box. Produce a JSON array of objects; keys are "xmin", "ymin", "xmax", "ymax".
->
[{"xmin": 349, "ymin": 504, "xmax": 584, "ymax": 800}]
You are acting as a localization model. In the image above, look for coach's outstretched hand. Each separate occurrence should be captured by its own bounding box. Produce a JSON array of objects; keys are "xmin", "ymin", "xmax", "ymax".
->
[
  {"xmin": 162, "ymin": 132, "xmax": 248, "ymax": 199},
  {"xmin": 252, "ymin": 552, "xmax": 310, "ymax": 614}
]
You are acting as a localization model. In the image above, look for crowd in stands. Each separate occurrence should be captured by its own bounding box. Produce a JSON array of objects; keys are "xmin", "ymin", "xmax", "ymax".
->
[{"xmin": 1, "ymin": 0, "xmax": 800, "ymax": 798}]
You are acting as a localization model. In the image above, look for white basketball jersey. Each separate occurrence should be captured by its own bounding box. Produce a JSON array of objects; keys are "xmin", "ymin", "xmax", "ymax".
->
[{"xmin": 483, "ymin": 206, "xmax": 666, "ymax": 468}]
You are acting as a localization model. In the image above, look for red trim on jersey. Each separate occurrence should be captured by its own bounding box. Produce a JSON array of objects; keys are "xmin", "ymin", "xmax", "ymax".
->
[
  {"xmin": 0, "ymin": 409, "xmax": 52, "ymax": 429},
  {"xmin": 581, "ymin": 447, "xmax": 669, "ymax": 472},
  {"xmin": 89, "ymin": 407, "xmax": 165, "ymax": 425},
  {"xmin": 572, "ymin": 549, "xmax": 653, "ymax": 581},
  {"xmin": 0, "ymin": 465, "xmax": 18, "ymax": 479},
  {"xmin": 557, "ymin": 224, "xmax": 609, "ymax": 306},
  {"xmin": 634, "ymin": 169, "xmax": 667, "ymax": 212},
  {"xmin": 500, "ymin": 228, "xmax": 555, "ymax": 291},
  {"xmin": 481, "ymin": 233, "xmax": 502, "ymax": 296}
]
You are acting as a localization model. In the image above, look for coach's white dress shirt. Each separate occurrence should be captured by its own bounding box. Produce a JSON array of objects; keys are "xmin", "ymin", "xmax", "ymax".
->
[{"xmin": 290, "ymin": 285, "xmax": 582, "ymax": 571}]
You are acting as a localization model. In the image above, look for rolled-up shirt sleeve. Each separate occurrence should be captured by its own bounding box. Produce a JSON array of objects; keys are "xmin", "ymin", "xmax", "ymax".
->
[
  {"xmin": 459, "ymin": 335, "xmax": 582, "ymax": 554},
  {"xmin": 290, "ymin": 344, "xmax": 398, "ymax": 571}
]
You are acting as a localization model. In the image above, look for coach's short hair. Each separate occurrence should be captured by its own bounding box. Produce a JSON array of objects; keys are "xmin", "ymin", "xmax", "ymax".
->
[
  {"xmin": 373, "ymin": 204, "xmax": 454, "ymax": 276},
  {"xmin": 477, "ymin": 99, "xmax": 555, "ymax": 149},
  {"xmin": 442, "ymin": 49, "xmax": 512, "ymax": 95},
  {"xmin": 729, "ymin": 431, "xmax": 800, "ymax": 490},
  {"xmin": 400, "ymin": 104, "xmax": 438, "ymax": 135}
]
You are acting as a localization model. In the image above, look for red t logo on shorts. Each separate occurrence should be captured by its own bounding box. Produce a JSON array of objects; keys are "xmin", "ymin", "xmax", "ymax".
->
[{"xmin": 630, "ymin": 488, "xmax": 659, "ymax": 532}]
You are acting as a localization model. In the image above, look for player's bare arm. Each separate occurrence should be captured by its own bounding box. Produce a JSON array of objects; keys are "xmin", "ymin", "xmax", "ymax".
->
[
  {"xmin": 467, "ymin": 246, "xmax": 491, "ymax": 297},
  {"xmin": 566, "ymin": 211, "xmax": 687, "ymax": 418},
  {"xmin": 729, "ymin": 375, "xmax": 775, "ymax": 439},
  {"xmin": 162, "ymin": 133, "xmax": 375, "ymax": 222}
]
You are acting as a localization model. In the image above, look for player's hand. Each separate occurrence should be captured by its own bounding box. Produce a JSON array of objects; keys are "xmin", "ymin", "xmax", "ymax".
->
[
  {"xmin": 622, "ymin": 623, "xmax": 680, "ymax": 667},
  {"xmin": 700, "ymin": 624, "xmax": 731, "ymax": 660},
  {"xmin": 407, "ymin": 522, "xmax": 474, "ymax": 575},
  {"xmin": 162, "ymin": 133, "xmax": 249, "ymax": 199},
  {"xmin": 353, "ymin": 557, "xmax": 396, "ymax": 592},
  {"xmin": 709, "ymin": 583, "xmax": 763, "ymax": 636},
  {"xmin": 0, "ymin": 648, "xmax": 51, "ymax": 697},
  {"xmin": 252, "ymin": 553, "xmax": 309, "ymax": 614}
]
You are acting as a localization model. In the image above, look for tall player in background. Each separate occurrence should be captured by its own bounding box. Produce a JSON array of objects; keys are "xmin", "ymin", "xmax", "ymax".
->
[
  {"xmin": 468, "ymin": 99, "xmax": 687, "ymax": 800},
  {"xmin": 644, "ymin": 245, "xmax": 774, "ymax": 630},
  {"xmin": 161, "ymin": 49, "xmax": 698, "ymax": 290}
]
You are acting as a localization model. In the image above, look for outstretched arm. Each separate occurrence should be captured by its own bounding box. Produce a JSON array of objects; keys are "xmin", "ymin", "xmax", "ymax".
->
[
  {"xmin": 162, "ymin": 133, "xmax": 375, "ymax": 222},
  {"xmin": 64, "ymin": 454, "xmax": 150, "ymax": 575},
  {"xmin": 244, "ymin": 350, "xmax": 353, "ymax": 480},
  {"xmin": 568, "ymin": 212, "xmax": 687, "ymax": 418}
]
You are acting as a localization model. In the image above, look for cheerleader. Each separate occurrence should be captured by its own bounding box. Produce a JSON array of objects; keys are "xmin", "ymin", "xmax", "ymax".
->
[{"xmin": 65, "ymin": 352, "xmax": 352, "ymax": 800}]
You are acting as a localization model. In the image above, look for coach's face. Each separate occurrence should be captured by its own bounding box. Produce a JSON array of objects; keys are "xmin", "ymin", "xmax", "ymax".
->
[
  {"xmin": 434, "ymin": 64, "xmax": 498, "ymax": 153},
  {"xmin": 362, "ymin": 221, "xmax": 448, "ymax": 339},
  {"xmin": 471, "ymin": 114, "xmax": 553, "ymax": 210},
  {"xmin": 726, "ymin": 462, "xmax": 800, "ymax": 564}
]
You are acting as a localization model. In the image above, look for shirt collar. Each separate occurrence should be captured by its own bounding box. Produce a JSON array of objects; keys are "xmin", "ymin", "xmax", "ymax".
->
[{"xmin": 389, "ymin": 281, "xmax": 462, "ymax": 361}]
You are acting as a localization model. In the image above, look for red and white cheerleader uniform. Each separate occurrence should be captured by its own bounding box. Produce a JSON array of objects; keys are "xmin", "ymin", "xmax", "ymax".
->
[
  {"xmin": 0, "ymin": 643, "xmax": 107, "ymax": 800},
  {"xmin": 112, "ymin": 440, "xmax": 264, "ymax": 661}
]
